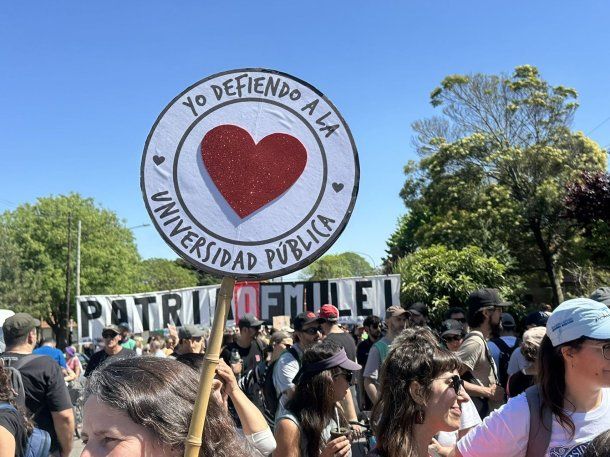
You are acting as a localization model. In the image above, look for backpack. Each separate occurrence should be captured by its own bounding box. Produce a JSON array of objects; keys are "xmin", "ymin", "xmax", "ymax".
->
[
  {"xmin": 524, "ymin": 385, "xmax": 552, "ymax": 457},
  {"xmin": 1, "ymin": 355, "xmax": 43, "ymax": 407},
  {"xmin": 0, "ymin": 403, "xmax": 51, "ymax": 457},
  {"xmin": 489, "ymin": 337, "xmax": 521, "ymax": 389},
  {"xmin": 259, "ymin": 346, "xmax": 300, "ymax": 427}
]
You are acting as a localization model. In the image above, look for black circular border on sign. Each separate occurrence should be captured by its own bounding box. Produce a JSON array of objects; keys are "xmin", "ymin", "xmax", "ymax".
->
[
  {"xmin": 172, "ymin": 97, "xmax": 327, "ymax": 246},
  {"xmin": 141, "ymin": 68, "xmax": 360, "ymax": 280}
]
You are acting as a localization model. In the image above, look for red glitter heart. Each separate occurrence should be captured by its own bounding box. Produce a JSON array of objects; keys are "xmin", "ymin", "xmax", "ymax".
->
[{"xmin": 201, "ymin": 125, "xmax": 308, "ymax": 219}]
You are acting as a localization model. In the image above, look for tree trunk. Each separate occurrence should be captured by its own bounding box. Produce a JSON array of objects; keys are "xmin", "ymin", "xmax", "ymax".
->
[{"xmin": 530, "ymin": 222, "xmax": 564, "ymax": 308}]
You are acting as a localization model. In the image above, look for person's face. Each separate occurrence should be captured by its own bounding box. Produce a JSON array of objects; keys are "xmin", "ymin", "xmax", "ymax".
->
[
  {"xmin": 273, "ymin": 338, "xmax": 293, "ymax": 355},
  {"xmin": 185, "ymin": 336, "xmax": 204, "ymax": 354},
  {"xmin": 484, "ymin": 307, "xmax": 503, "ymax": 330},
  {"xmin": 449, "ymin": 312, "xmax": 466, "ymax": 324},
  {"xmin": 365, "ymin": 323, "xmax": 382, "ymax": 340},
  {"xmin": 102, "ymin": 331, "xmax": 121, "ymax": 350},
  {"xmin": 566, "ymin": 340, "xmax": 610, "ymax": 388},
  {"xmin": 424, "ymin": 370, "xmax": 469, "ymax": 433},
  {"xmin": 297, "ymin": 322, "xmax": 322, "ymax": 348},
  {"xmin": 442, "ymin": 334, "xmax": 464, "ymax": 352},
  {"xmin": 81, "ymin": 396, "xmax": 176, "ymax": 457},
  {"xmin": 409, "ymin": 311, "xmax": 426, "ymax": 327},
  {"xmin": 243, "ymin": 326, "xmax": 260, "ymax": 340},
  {"xmin": 388, "ymin": 314, "xmax": 408, "ymax": 334},
  {"xmin": 331, "ymin": 370, "xmax": 352, "ymax": 402}
]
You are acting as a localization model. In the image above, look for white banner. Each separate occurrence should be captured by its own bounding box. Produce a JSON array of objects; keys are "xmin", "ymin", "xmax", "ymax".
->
[{"xmin": 77, "ymin": 274, "xmax": 400, "ymax": 343}]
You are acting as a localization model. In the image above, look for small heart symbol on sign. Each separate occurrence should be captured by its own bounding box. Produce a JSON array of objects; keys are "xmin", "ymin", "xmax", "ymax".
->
[
  {"xmin": 153, "ymin": 155, "xmax": 165, "ymax": 166},
  {"xmin": 332, "ymin": 182, "xmax": 344, "ymax": 193}
]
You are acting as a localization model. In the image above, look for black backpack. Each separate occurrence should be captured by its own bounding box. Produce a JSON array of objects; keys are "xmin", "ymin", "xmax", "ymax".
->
[
  {"xmin": 258, "ymin": 347, "xmax": 300, "ymax": 427},
  {"xmin": 489, "ymin": 337, "xmax": 521, "ymax": 389}
]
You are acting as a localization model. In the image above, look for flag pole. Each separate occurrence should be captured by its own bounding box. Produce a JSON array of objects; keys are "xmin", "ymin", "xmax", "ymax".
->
[{"xmin": 184, "ymin": 276, "xmax": 235, "ymax": 457}]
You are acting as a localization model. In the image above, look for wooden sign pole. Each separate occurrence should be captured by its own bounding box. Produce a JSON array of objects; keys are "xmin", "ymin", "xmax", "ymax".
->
[{"xmin": 184, "ymin": 276, "xmax": 236, "ymax": 457}]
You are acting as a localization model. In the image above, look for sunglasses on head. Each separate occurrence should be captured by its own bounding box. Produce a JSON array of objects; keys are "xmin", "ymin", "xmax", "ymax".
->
[{"xmin": 303, "ymin": 327, "xmax": 322, "ymax": 335}]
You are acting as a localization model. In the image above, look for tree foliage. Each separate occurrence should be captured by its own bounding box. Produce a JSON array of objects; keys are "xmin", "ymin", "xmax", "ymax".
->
[
  {"xmin": 300, "ymin": 252, "xmax": 375, "ymax": 281},
  {"xmin": 393, "ymin": 245, "xmax": 522, "ymax": 324},
  {"xmin": 387, "ymin": 65, "xmax": 608, "ymax": 306},
  {"xmin": 137, "ymin": 258, "xmax": 200, "ymax": 292}
]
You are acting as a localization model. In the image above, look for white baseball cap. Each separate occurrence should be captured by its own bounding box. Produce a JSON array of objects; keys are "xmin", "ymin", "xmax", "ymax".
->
[{"xmin": 547, "ymin": 298, "xmax": 610, "ymax": 347}]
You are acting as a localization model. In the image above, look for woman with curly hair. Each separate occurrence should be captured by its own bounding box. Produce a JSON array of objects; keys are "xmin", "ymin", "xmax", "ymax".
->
[
  {"xmin": 0, "ymin": 360, "xmax": 32, "ymax": 457},
  {"xmin": 274, "ymin": 340, "xmax": 361, "ymax": 457},
  {"xmin": 369, "ymin": 327, "xmax": 469, "ymax": 457},
  {"xmin": 81, "ymin": 356, "xmax": 253, "ymax": 456}
]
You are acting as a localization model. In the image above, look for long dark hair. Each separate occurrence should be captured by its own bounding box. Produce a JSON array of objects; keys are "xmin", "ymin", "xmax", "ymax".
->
[
  {"xmin": 285, "ymin": 340, "xmax": 347, "ymax": 457},
  {"xmin": 538, "ymin": 334, "xmax": 586, "ymax": 437},
  {"xmin": 85, "ymin": 356, "xmax": 251, "ymax": 457},
  {"xmin": 0, "ymin": 360, "xmax": 33, "ymax": 434},
  {"xmin": 373, "ymin": 327, "xmax": 461, "ymax": 457}
]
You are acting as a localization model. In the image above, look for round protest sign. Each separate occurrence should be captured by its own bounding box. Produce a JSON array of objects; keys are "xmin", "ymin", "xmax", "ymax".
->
[{"xmin": 141, "ymin": 68, "xmax": 359, "ymax": 279}]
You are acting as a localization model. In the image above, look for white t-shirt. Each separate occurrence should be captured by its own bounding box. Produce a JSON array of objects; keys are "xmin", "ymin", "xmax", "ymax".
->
[
  {"xmin": 457, "ymin": 388, "xmax": 610, "ymax": 457},
  {"xmin": 436, "ymin": 399, "xmax": 482, "ymax": 447}
]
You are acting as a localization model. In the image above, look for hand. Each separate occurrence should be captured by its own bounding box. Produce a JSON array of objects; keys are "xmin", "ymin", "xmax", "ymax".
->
[
  {"xmin": 350, "ymin": 423, "xmax": 364, "ymax": 439},
  {"xmin": 429, "ymin": 438, "xmax": 453, "ymax": 457},
  {"xmin": 167, "ymin": 324, "xmax": 178, "ymax": 340},
  {"xmin": 320, "ymin": 436, "xmax": 351, "ymax": 457},
  {"xmin": 490, "ymin": 384, "xmax": 505, "ymax": 403},
  {"xmin": 215, "ymin": 360, "xmax": 240, "ymax": 397},
  {"xmin": 230, "ymin": 360, "xmax": 243, "ymax": 376}
]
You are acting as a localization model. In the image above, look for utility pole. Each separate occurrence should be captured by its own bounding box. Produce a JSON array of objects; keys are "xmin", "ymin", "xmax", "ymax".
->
[
  {"xmin": 64, "ymin": 214, "xmax": 72, "ymax": 347},
  {"xmin": 76, "ymin": 220, "xmax": 81, "ymax": 298}
]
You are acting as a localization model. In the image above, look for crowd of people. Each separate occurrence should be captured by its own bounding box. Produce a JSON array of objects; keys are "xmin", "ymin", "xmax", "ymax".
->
[{"xmin": 1, "ymin": 286, "xmax": 610, "ymax": 456}]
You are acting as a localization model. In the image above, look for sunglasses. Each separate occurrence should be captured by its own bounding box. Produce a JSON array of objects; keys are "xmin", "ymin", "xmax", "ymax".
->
[
  {"xmin": 436, "ymin": 375, "xmax": 464, "ymax": 395},
  {"xmin": 333, "ymin": 370, "xmax": 353, "ymax": 385},
  {"xmin": 303, "ymin": 327, "xmax": 322, "ymax": 335},
  {"xmin": 442, "ymin": 335, "xmax": 463, "ymax": 343},
  {"xmin": 102, "ymin": 332, "xmax": 118, "ymax": 339}
]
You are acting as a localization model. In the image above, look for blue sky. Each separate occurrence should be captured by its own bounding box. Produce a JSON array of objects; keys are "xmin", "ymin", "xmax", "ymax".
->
[{"xmin": 2, "ymin": 1, "xmax": 610, "ymax": 276}]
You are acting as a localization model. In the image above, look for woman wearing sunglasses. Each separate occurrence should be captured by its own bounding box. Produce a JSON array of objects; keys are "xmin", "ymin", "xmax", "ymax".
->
[
  {"xmin": 368, "ymin": 327, "xmax": 469, "ymax": 457},
  {"xmin": 274, "ymin": 340, "xmax": 361, "ymax": 457},
  {"xmin": 456, "ymin": 298, "xmax": 610, "ymax": 456}
]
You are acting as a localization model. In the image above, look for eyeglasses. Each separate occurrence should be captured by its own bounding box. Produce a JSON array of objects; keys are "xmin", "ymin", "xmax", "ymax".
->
[
  {"xmin": 435, "ymin": 374, "xmax": 464, "ymax": 395},
  {"xmin": 584, "ymin": 342, "xmax": 610, "ymax": 360},
  {"xmin": 333, "ymin": 370, "xmax": 353, "ymax": 385},
  {"xmin": 303, "ymin": 327, "xmax": 322, "ymax": 335},
  {"xmin": 102, "ymin": 332, "xmax": 118, "ymax": 339},
  {"xmin": 442, "ymin": 335, "xmax": 463, "ymax": 343}
]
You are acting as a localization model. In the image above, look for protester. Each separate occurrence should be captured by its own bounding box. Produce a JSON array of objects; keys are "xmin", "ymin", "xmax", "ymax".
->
[
  {"xmin": 408, "ymin": 302, "xmax": 430, "ymax": 327},
  {"xmin": 221, "ymin": 314, "xmax": 265, "ymax": 375},
  {"xmin": 445, "ymin": 307, "xmax": 468, "ymax": 333},
  {"xmin": 506, "ymin": 326, "xmax": 546, "ymax": 398},
  {"xmin": 363, "ymin": 305, "xmax": 409, "ymax": 404},
  {"xmin": 591, "ymin": 287, "xmax": 610, "ymax": 308},
  {"xmin": 507, "ymin": 310, "xmax": 549, "ymax": 377},
  {"xmin": 150, "ymin": 339, "xmax": 166, "ymax": 357},
  {"xmin": 1, "ymin": 313, "xmax": 74, "ymax": 456},
  {"xmin": 356, "ymin": 315, "xmax": 381, "ymax": 411},
  {"xmin": 269, "ymin": 331, "xmax": 293, "ymax": 363},
  {"xmin": 457, "ymin": 288, "xmax": 507, "ymax": 417},
  {"xmin": 164, "ymin": 335, "xmax": 177, "ymax": 357},
  {"xmin": 274, "ymin": 340, "xmax": 360, "ymax": 457},
  {"xmin": 369, "ymin": 327, "xmax": 469, "ymax": 457},
  {"xmin": 273, "ymin": 311, "xmax": 324, "ymax": 417},
  {"xmin": 82, "ymin": 357, "xmax": 253, "ymax": 457},
  {"xmin": 33, "ymin": 338, "xmax": 68, "ymax": 369},
  {"xmin": 172, "ymin": 325, "xmax": 206, "ymax": 357},
  {"xmin": 440, "ymin": 319, "xmax": 465, "ymax": 353},
  {"xmin": 118, "ymin": 322, "xmax": 136, "ymax": 350},
  {"xmin": 0, "ymin": 359, "xmax": 31, "ymax": 457},
  {"xmin": 84, "ymin": 324, "xmax": 135, "ymax": 377},
  {"xmin": 456, "ymin": 298, "xmax": 610, "ymax": 456},
  {"xmin": 488, "ymin": 313, "xmax": 520, "ymax": 389},
  {"xmin": 65, "ymin": 346, "xmax": 82, "ymax": 380},
  {"xmin": 133, "ymin": 336, "xmax": 144, "ymax": 356}
]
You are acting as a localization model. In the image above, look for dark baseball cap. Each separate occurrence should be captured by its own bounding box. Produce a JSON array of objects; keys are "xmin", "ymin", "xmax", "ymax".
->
[
  {"xmin": 293, "ymin": 311, "xmax": 324, "ymax": 331},
  {"xmin": 179, "ymin": 325, "xmax": 206, "ymax": 339},
  {"xmin": 501, "ymin": 313, "xmax": 516, "ymax": 329},
  {"xmin": 2, "ymin": 313, "xmax": 40, "ymax": 338},
  {"xmin": 408, "ymin": 302, "xmax": 428, "ymax": 317},
  {"xmin": 466, "ymin": 288, "xmax": 509, "ymax": 317},
  {"xmin": 440, "ymin": 319, "xmax": 464, "ymax": 337},
  {"xmin": 238, "ymin": 313, "xmax": 265, "ymax": 328},
  {"xmin": 524, "ymin": 311, "xmax": 549, "ymax": 328},
  {"xmin": 590, "ymin": 287, "xmax": 610, "ymax": 307}
]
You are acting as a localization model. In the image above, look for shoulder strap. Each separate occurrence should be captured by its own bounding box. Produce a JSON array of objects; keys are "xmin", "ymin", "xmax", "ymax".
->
[
  {"xmin": 525, "ymin": 385, "xmax": 552, "ymax": 457},
  {"xmin": 490, "ymin": 337, "xmax": 511, "ymax": 354},
  {"xmin": 465, "ymin": 332, "xmax": 499, "ymax": 383},
  {"xmin": 286, "ymin": 346, "xmax": 301, "ymax": 367}
]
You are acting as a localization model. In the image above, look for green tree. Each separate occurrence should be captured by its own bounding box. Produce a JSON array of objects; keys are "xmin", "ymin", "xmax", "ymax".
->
[
  {"xmin": 0, "ymin": 194, "xmax": 142, "ymax": 345},
  {"xmin": 300, "ymin": 252, "xmax": 375, "ymax": 281},
  {"xmin": 391, "ymin": 65, "xmax": 607, "ymax": 306},
  {"xmin": 393, "ymin": 245, "xmax": 522, "ymax": 324},
  {"xmin": 137, "ymin": 258, "xmax": 200, "ymax": 292}
]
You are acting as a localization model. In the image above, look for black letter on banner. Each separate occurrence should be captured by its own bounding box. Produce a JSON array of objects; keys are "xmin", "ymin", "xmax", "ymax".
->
[
  {"xmin": 284, "ymin": 284, "xmax": 303, "ymax": 317},
  {"xmin": 330, "ymin": 283, "xmax": 338, "ymax": 307},
  {"xmin": 79, "ymin": 300, "xmax": 102, "ymax": 339},
  {"xmin": 192, "ymin": 290, "xmax": 201, "ymax": 325},
  {"xmin": 384, "ymin": 279, "xmax": 394, "ymax": 307},
  {"xmin": 111, "ymin": 300, "xmax": 128, "ymax": 325},
  {"xmin": 356, "ymin": 281, "xmax": 373, "ymax": 316},
  {"xmin": 134, "ymin": 297, "xmax": 155, "ymax": 331},
  {"xmin": 261, "ymin": 284, "xmax": 283, "ymax": 320},
  {"xmin": 162, "ymin": 294, "xmax": 182, "ymax": 327}
]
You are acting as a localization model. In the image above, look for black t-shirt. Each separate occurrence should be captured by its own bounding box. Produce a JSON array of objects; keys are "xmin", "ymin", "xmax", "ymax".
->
[
  {"xmin": 84, "ymin": 347, "xmax": 136, "ymax": 377},
  {"xmin": 221, "ymin": 340, "xmax": 264, "ymax": 373},
  {"xmin": 356, "ymin": 338, "xmax": 374, "ymax": 367},
  {"xmin": 0, "ymin": 404, "xmax": 28, "ymax": 457},
  {"xmin": 1, "ymin": 353, "xmax": 72, "ymax": 453},
  {"xmin": 325, "ymin": 332, "xmax": 358, "ymax": 363}
]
